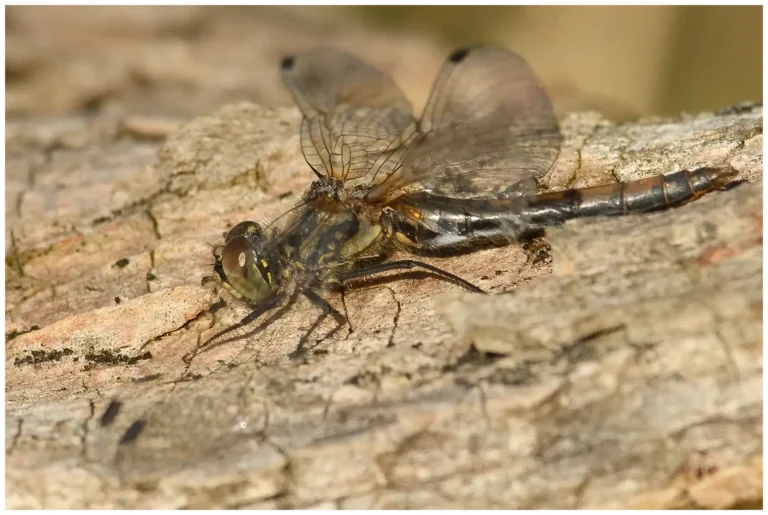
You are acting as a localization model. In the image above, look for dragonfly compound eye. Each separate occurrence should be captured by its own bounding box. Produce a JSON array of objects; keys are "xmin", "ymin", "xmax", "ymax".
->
[
  {"xmin": 224, "ymin": 221, "xmax": 263, "ymax": 246},
  {"xmin": 220, "ymin": 236, "xmax": 272, "ymax": 302}
]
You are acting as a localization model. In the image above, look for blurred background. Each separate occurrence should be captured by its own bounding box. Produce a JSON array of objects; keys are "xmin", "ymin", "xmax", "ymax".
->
[{"xmin": 6, "ymin": 5, "xmax": 762, "ymax": 122}]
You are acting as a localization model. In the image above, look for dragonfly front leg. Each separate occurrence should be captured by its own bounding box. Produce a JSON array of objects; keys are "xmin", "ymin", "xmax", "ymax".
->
[
  {"xmin": 189, "ymin": 291, "xmax": 298, "ymax": 360},
  {"xmin": 289, "ymin": 288, "xmax": 348, "ymax": 359}
]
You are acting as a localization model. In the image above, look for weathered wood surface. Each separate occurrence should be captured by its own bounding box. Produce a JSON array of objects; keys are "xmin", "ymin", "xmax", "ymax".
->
[
  {"xmin": 6, "ymin": 6, "xmax": 453, "ymax": 119},
  {"xmin": 5, "ymin": 102, "xmax": 763, "ymax": 508}
]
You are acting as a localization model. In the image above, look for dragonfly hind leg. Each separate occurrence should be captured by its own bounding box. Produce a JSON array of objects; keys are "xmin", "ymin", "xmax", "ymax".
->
[
  {"xmin": 339, "ymin": 259, "xmax": 485, "ymax": 293},
  {"xmin": 289, "ymin": 288, "xmax": 348, "ymax": 359}
]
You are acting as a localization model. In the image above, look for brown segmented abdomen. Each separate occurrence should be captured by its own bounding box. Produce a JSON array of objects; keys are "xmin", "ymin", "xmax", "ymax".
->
[
  {"xmin": 522, "ymin": 166, "xmax": 738, "ymax": 226},
  {"xmin": 390, "ymin": 166, "xmax": 739, "ymax": 250}
]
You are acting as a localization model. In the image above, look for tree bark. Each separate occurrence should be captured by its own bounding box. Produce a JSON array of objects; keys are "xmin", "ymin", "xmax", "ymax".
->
[{"xmin": 6, "ymin": 103, "xmax": 763, "ymax": 509}]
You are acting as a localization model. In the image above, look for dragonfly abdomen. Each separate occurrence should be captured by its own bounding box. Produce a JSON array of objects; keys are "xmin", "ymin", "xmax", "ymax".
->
[
  {"xmin": 391, "ymin": 167, "xmax": 737, "ymax": 251},
  {"xmin": 390, "ymin": 194, "xmax": 529, "ymax": 250},
  {"xmin": 523, "ymin": 166, "xmax": 737, "ymax": 228}
]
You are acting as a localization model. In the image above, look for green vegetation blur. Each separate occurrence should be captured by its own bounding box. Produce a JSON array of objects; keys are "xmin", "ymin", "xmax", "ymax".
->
[{"xmin": 354, "ymin": 5, "xmax": 762, "ymax": 121}]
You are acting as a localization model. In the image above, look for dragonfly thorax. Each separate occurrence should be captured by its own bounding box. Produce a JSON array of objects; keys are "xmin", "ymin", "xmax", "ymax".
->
[{"xmin": 303, "ymin": 177, "xmax": 349, "ymax": 211}]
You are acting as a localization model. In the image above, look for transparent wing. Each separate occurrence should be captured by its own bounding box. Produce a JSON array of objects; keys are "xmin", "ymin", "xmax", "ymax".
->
[
  {"xmin": 368, "ymin": 46, "xmax": 562, "ymax": 203},
  {"xmin": 281, "ymin": 47, "xmax": 418, "ymax": 183}
]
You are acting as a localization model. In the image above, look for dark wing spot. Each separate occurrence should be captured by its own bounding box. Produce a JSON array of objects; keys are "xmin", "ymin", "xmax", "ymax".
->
[
  {"xmin": 281, "ymin": 56, "xmax": 296, "ymax": 70},
  {"xmin": 114, "ymin": 258, "xmax": 130, "ymax": 268},
  {"xmin": 449, "ymin": 47, "xmax": 471, "ymax": 63}
]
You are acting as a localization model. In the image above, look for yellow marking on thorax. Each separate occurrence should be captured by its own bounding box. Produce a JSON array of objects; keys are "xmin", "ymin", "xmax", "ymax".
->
[
  {"xmin": 341, "ymin": 222, "xmax": 383, "ymax": 260},
  {"xmin": 259, "ymin": 259, "xmax": 273, "ymax": 286}
]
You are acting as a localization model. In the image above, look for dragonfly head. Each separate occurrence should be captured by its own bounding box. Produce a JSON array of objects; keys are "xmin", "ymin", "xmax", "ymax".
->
[{"xmin": 215, "ymin": 221, "xmax": 274, "ymax": 303}]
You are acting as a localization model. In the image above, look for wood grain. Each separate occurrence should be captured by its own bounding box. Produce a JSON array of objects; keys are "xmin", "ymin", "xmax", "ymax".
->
[{"xmin": 6, "ymin": 102, "xmax": 762, "ymax": 509}]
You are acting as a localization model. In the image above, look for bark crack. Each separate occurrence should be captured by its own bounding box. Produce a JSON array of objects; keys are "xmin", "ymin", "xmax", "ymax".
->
[{"xmin": 384, "ymin": 286, "xmax": 401, "ymax": 348}]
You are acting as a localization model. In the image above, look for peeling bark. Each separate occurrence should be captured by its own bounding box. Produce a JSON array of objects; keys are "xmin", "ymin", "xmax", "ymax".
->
[{"xmin": 5, "ymin": 102, "xmax": 763, "ymax": 508}]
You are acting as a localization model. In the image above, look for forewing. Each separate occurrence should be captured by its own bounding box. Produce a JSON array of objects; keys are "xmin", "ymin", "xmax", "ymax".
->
[
  {"xmin": 368, "ymin": 46, "xmax": 562, "ymax": 202},
  {"xmin": 281, "ymin": 48, "xmax": 418, "ymax": 182}
]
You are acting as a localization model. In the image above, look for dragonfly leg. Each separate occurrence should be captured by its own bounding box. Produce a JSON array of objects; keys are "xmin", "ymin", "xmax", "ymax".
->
[
  {"xmin": 339, "ymin": 259, "xmax": 485, "ymax": 293},
  {"xmin": 289, "ymin": 289, "xmax": 348, "ymax": 359},
  {"xmin": 190, "ymin": 291, "xmax": 297, "ymax": 360}
]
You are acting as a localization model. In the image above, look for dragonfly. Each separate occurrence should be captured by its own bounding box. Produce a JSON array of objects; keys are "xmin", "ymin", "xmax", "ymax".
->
[{"xmin": 203, "ymin": 45, "xmax": 736, "ymax": 357}]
